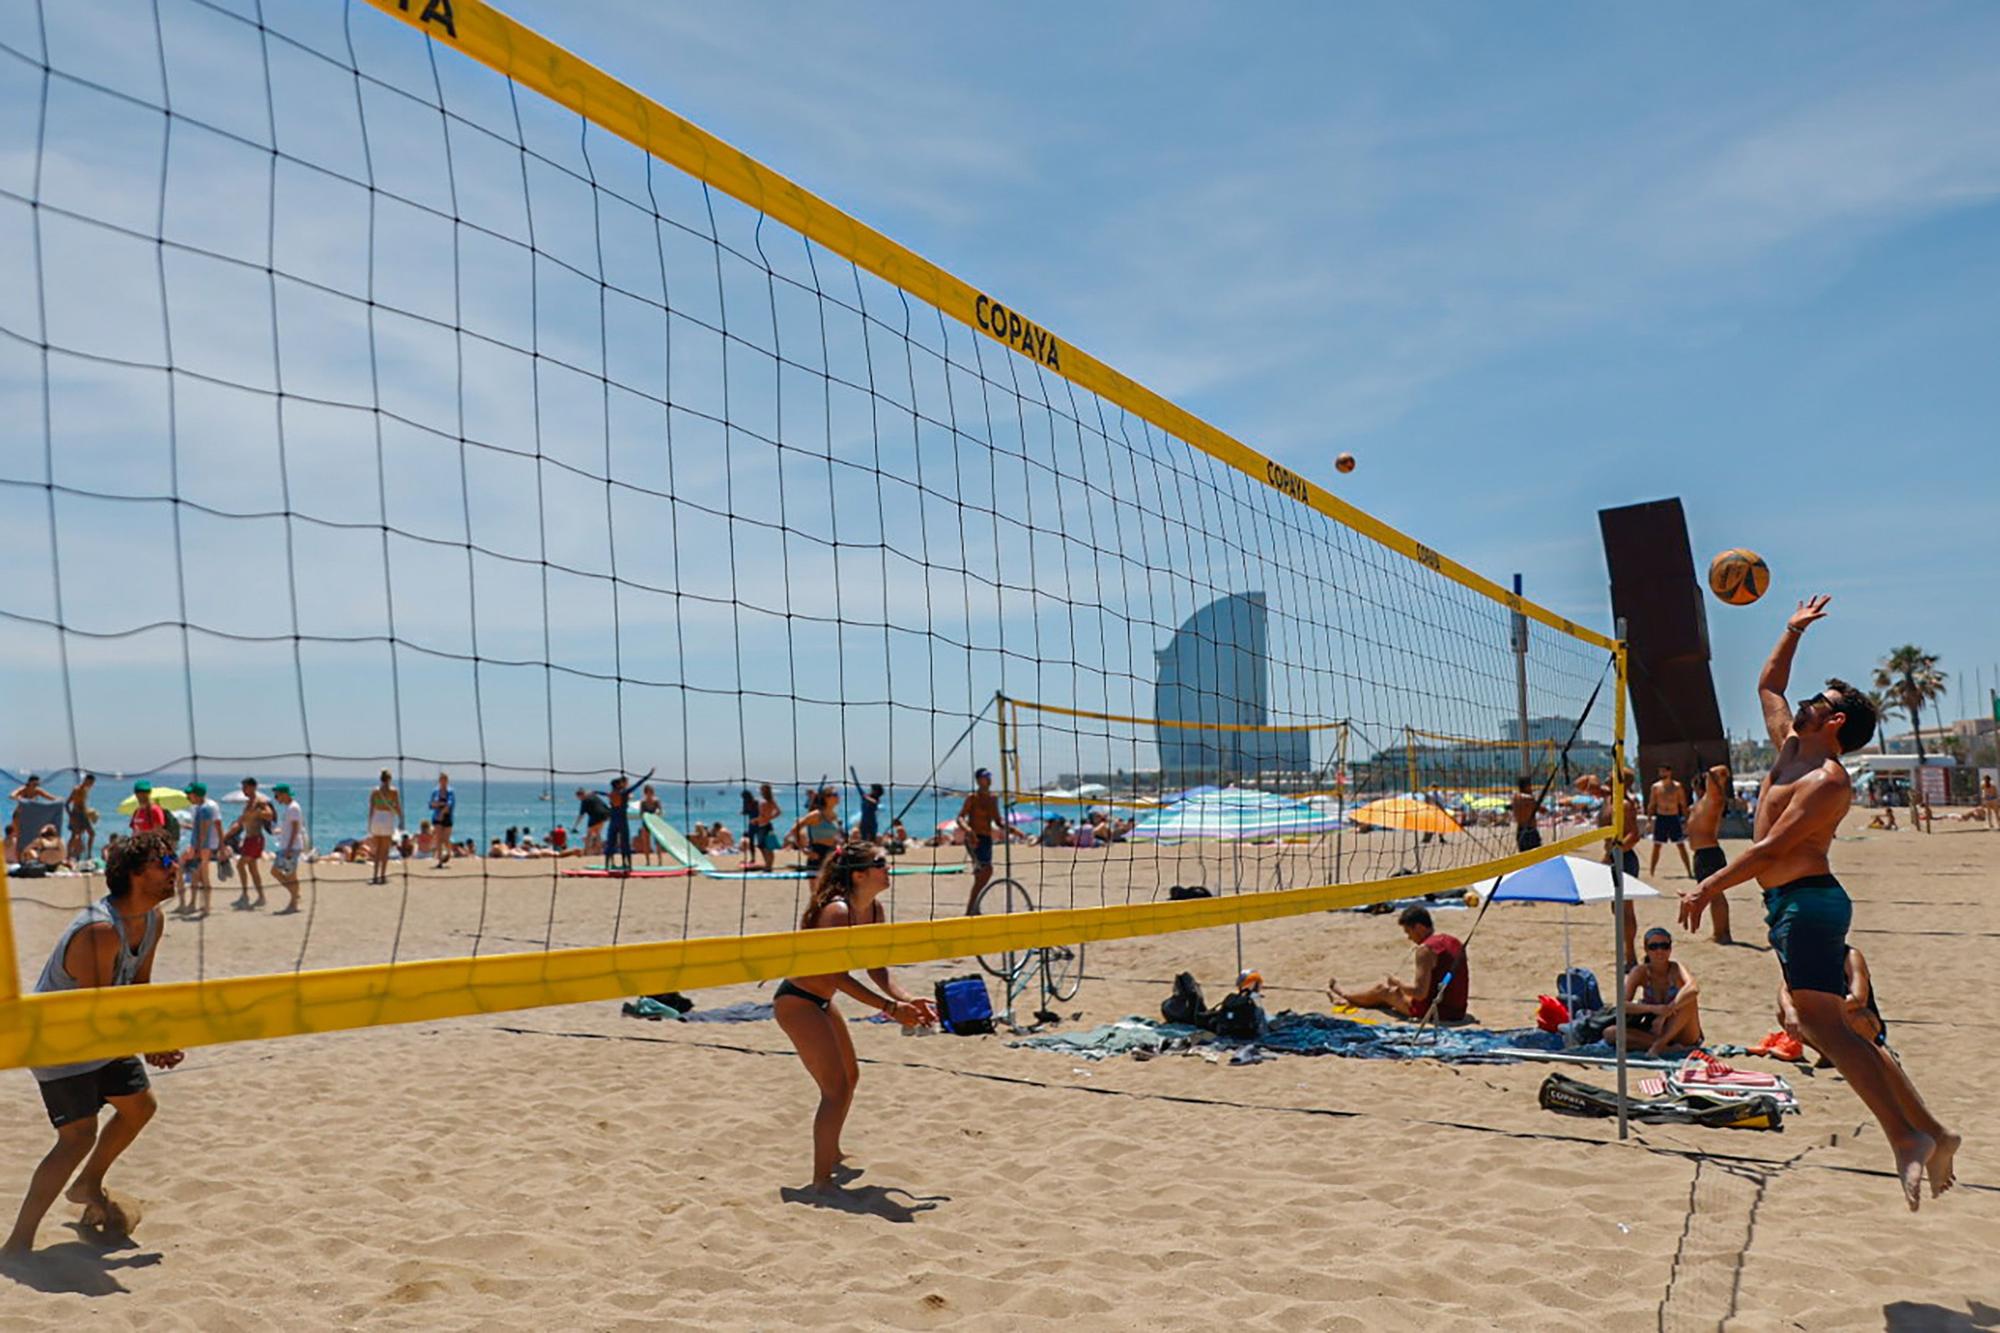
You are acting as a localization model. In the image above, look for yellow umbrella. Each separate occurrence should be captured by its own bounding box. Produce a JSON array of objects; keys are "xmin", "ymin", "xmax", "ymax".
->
[
  {"xmin": 116, "ymin": 786, "xmax": 190, "ymax": 815},
  {"xmin": 1350, "ymin": 796, "xmax": 1463, "ymax": 836}
]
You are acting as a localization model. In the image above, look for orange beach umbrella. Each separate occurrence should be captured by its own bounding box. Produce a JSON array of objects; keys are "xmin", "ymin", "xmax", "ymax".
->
[{"xmin": 1349, "ymin": 796, "xmax": 1463, "ymax": 836}]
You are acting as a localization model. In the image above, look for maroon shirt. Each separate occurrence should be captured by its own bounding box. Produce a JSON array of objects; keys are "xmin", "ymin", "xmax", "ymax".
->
[{"xmin": 1414, "ymin": 932, "xmax": 1468, "ymax": 1020}]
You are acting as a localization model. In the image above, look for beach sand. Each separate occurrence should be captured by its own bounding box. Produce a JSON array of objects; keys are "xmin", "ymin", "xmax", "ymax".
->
[{"xmin": 2, "ymin": 812, "xmax": 1994, "ymax": 1328}]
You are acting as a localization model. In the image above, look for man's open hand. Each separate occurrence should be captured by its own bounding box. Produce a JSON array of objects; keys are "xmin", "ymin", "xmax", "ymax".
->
[{"xmin": 1787, "ymin": 595, "xmax": 1831, "ymax": 634}]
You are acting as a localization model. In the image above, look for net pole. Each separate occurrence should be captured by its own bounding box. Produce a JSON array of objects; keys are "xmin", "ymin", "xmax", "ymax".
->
[
  {"xmin": 0, "ymin": 864, "xmax": 18, "ymax": 1005},
  {"xmin": 1611, "ymin": 617, "xmax": 1631, "ymax": 1141}
]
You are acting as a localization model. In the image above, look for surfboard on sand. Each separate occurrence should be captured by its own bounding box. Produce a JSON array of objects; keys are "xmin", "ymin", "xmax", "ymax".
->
[{"xmin": 641, "ymin": 812, "xmax": 716, "ymax": 873}]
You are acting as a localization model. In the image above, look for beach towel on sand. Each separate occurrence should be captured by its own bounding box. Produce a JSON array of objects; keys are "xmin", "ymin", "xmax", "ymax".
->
[{"xmin": 1016, "ymin": 1013, "xmax": 1572, "ymax": 1064}]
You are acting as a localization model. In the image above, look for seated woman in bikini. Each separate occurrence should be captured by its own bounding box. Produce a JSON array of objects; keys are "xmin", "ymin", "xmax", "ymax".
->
[
  {"xmin": 1620, "ymin": 926, "xmax": 1703, "ymax": 1057},
  {"xmin": 774, "ymin": 841, "xmax": 937, "ymax": 1189}
]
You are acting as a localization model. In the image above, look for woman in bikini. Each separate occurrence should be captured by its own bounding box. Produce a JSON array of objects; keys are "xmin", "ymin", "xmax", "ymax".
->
[
  {"xmin": 365, "ymin": 770, "xmax": 400, "ymax": 886},
  {"xmin": 1620, "ymin": 926, "xmax": 1703, "ymax": 1057},
  {"xmin": 788, "ymin": 787, "xmax": 844, "ymax": 870},
  {"xmin": 774, "ymin": 841, "xmax": 936, "ymax": 1189}
]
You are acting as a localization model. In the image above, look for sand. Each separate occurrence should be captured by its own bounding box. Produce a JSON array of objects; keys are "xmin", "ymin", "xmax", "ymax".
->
[{"xmin": 1, "ymin": 812, "xmax": 1994, "ymax": 1328}]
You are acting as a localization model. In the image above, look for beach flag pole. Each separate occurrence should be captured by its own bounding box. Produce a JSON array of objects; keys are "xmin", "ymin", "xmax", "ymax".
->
[{"xmin": 1610, "ymin": 618, "xmax": 1631, "ymax": 1141}]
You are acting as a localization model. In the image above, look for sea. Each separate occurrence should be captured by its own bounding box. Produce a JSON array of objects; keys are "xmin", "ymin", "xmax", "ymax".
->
[{"xmin": 7, "ymin": 775, "xmax": 977, "ymax": 853}]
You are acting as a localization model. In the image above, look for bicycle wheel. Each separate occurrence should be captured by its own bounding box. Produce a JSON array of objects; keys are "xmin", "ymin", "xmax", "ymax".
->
[
  {"xmin": 971, "ymin": 877, "xmax": 1036, "ymax": 979},
  {"xmin": 1044, "ymin": 940, "xmax": 1085, "ymax": 1001}
]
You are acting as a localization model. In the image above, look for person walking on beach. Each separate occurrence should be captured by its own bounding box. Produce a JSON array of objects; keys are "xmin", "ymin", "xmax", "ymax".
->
[
  {"xmin": 182, "ymin": 782, "xmax": 223, "ymax": 918},
  {"xmin": 366, "ymin": 770, "xmax": 401, "ymax": 885},
  {"xmin": 773, "ymin": 842, "xmax": 936, "ymax": 1190},
  {"xmin": 4, "ymin": 830, "xmax": 184, "ymax": 1257},
  {"xmin": 753, "ymin": 783, "xmax": 781, "ymax": 872},
  {"xmin": 126, "ymin": 780, "xmax": 169, "ymax": 840},
  {"xmin": 1647, "ymin": 763, "xmax": 1693, "ymax": 879},
  {"xmin": 1686, "ymin": 764, "xmax": 1733, "ymax": 944},
  {"xmin": 1509, "ymin": 775, "xmax": 1543, "ymax": 853},
  {"xmin": 428, "ymin": 774, "xmax": 455, "ymax": 870},
  {"xmin": 1599, "ymin": 772, "xmax": 1641, "ymax": 963},
  {"xmin": 64, "ymin": 774, "xmax": 97, "ymax": 863},
  {"xmin": 270, "ymin": 784, "xmax": 306, "ymax": 914},
  {"xmin": 1980, "ymin": 774, "xmax": 1999, "ymax": 830},
  {"xmin": 1680, "ymin": 595, "xmax": 1957, "ymax": 1210},
  {"xmin": 230, "ymin": 778, "xmax": 271, "ymax": 909},
  {"xmin": 957, "ymin": 767, "xmax": 1005, "ymax": 915}
]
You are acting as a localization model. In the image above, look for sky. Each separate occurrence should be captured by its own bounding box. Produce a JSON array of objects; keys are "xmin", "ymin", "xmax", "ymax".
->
[
  {"xmin": 3, "ymin": 0, "xmax": 1998, "ymax": 784},
  {"xmin": 489, "ymin": 0, "xmax": 2000, "ymax": 735}
]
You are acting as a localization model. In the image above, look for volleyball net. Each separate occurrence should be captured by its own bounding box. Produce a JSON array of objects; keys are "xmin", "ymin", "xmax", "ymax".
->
[{"xmin": 0, "ymin": 0, "xmax": 1624, "ymax": 1070}]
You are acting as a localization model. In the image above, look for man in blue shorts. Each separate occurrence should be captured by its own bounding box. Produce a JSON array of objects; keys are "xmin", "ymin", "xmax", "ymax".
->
[
  {"xmin": 957, "ymin": 767, "xmax": 1005, "ymax": 915},
  {"xmin": 1646, "ymin": 763, "xmax": 1692, "ymax": 879},
  {"xmin": 1681, "ymin": 595, "xmax": 1957, "ymax": 1210}
]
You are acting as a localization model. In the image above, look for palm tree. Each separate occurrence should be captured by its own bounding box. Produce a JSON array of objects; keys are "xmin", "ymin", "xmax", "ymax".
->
[
  {"xmin": 1875, "ymin": 646, "xmax": 1948, "ymax": 770},
  {"xmin": 1865, "ymin": 689, "xmax": 1904, "ymax": 741}
]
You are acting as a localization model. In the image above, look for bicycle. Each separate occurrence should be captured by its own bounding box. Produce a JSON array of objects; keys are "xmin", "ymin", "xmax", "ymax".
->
[{"xmin": 968, "ymin": 876, "xmax": 1084, "ymax": 1020}]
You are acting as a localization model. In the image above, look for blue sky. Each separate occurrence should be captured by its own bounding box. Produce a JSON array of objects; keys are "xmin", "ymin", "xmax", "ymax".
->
[
  {"xmin": 494, "ymin": 1, "xmax": 2000, "ymax": 738},
  {"xmin": 4, "ymin": 1, "xmax": 1997, "ymax": 785}
]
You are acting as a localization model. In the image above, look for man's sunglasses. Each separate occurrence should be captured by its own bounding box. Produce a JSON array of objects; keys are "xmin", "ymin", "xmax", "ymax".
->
[
  {"xmin": 157, "ymin": 853, "xmax": 178, "ymax": 871},
  {"xmin": 1796, "ymin": 694, "xmax": 1838, "ymax": 716}
]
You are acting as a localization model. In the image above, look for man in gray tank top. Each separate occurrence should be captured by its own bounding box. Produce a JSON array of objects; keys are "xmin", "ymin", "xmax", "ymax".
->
[{"xmin": 4, "ymin": 830, "xmax": 184, "ymax": 1255}]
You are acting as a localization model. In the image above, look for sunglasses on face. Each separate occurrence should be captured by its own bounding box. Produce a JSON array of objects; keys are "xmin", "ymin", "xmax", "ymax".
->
[
  {"xmin": 1645, "ymin": 941, "xmax": 1671, "ymax": 951},
  {"xmin": 158, "ymin": 854, "xmax": 178, "ymax": 872},
  {"xmin": 1795, "ymin": 694, "xmax": 1835, "ymax": 716}
]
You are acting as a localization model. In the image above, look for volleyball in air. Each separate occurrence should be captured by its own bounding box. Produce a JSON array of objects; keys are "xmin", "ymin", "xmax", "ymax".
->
[
  {"xmin": 1334, "ymin": 452, "xmax": 1357, "ymax": 474},
  {"xmin": 1708, "ymin": 548, "xmax": 1770, "ymax": 605}
]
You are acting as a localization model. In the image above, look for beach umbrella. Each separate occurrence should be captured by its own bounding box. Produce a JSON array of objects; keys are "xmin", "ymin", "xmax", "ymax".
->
[
  {"xmin": 1349, "ymin": 796, "xmax": 1462, "ymax": 835},
  {"xmin": 1489, "ymin": 854, "xmax": 1661, "ymax": 978},
  {"xmin": 1130, "ymin": 788, "xmax": 1345, "ymax": 841},
  {"xmin": 116, "ymin": 786, "xmax": 189, "ymax": 814}
]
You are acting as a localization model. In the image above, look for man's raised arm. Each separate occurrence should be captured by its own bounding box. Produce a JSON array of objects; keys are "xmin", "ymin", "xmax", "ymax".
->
[{"xmin": 1760, "ymin": 595, "xmax": 1831, "ymax": 749}]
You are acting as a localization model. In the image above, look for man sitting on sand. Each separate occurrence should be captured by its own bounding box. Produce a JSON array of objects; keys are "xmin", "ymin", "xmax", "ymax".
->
[
  {"xmin": 1327, "ymin": 906, "xmax": 1469, "ymax": 1022},
  {"xmin": 1619, "ymin": 927, "xmax": 1703, "ymax": 1057},
  {"xmin": 5, "ymin": 831, "xmax": 184, "ymax": 1256}
]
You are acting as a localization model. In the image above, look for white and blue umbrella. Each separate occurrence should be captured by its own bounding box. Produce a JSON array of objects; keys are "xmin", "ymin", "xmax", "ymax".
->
[{"xmin": 1490, "ymin": 854, "xmax": 1661, "ymax": 977}]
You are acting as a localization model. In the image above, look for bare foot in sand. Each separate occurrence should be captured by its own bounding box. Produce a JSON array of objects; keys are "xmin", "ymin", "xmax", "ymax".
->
[
  {"xmin": 1325, "ymin": 977, "xmax": 1349, "ymax": 1006},
  {"xmin": 1893, "ymin": 1131, "xmax": 1935, "ymax": 1212},
  {"xmin": 1929, "ymin": 1129, "xmax": 1960, "ymax": 1199},
  {"xmin": 65, "ymin": 1182, "xmax": 140, "ymax": 1237}
]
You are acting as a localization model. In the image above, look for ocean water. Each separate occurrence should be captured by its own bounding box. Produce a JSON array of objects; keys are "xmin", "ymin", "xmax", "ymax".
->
[{"xmin": 8, "ymin": 776, "xmax": 974, "ymax": 853}]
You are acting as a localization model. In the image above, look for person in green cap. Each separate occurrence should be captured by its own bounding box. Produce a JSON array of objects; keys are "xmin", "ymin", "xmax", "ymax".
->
[
  {"xmin": 269, "ymin": 784, "xmax": 306, "ymax": 914},
  {"xmin": 126, "ymin": 780, "xmax": 170, "ymax": 840},
  {"xmin": 182, "ymin": 782, "xmax": 223, "ymax": 919}
]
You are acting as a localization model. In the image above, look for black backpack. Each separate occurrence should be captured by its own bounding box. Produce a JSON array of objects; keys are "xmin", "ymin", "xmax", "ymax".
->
[
  {"xmin": 1208, "ymin": 989, "xmax": 1265, "ymax": 1039},
  {"xmin": 1161, "ymin": 971, "xmax": 1206, "ymax": 1026}
]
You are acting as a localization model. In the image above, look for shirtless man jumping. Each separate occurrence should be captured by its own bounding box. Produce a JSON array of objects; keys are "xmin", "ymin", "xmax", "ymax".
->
[
  {"xmin": 1686, "ymin": 764, "xmax": 1733, "ymax": 944},
  {"xmin": 1680, "ymin": 595, "xmax": 1957, "ymax": 1210},
  {"xmin": 1646, "ymin": 763, "xmax": 1692, "ymax": 879}
]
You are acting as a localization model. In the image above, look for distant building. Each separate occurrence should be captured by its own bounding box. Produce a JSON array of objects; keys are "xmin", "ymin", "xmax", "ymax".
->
[{"xmin": 1153, "ymin": 593, "xmax": 1309, "ymax": 782}]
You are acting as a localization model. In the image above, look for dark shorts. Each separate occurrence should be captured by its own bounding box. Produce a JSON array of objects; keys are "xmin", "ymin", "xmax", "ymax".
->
[
  {"xmin": 1692, "ymin": 845, "xmax": 1727, "ymax": 881},
  {"xmin": 970, "ymin": 835, "xmax": 994, "ymax": 867},
  {"xmin": 1619, "ymin": 849, "xmax": 1640, "ymax": 877},
  {"xmin": 1652, "ymin": 814, "xmax": 1685, "ymax": 843},
  {"xmin": 1763, "ymin": 873, "xmax": 1852, "ymax": 995},
  {"xmin": 774, "ymin": 979, "xmax": 831, "ymax": 1011},
  {"xmin": 433, "ymin": 816, "xmax": 453, "ymax": 830},
  {"xmin": 37, "ymin": 1057, "xmax": 148, "ymax": 1129},
  {"xmin": 1515, "ymin": 825, "xmax": 1542, "ymax": 853}
]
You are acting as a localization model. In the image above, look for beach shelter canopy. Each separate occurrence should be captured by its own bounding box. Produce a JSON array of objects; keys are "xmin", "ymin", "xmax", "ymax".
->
[
  {"xmin": 1489, "ymin": 854, "xmax": 1661, "ymax": 905},
  {"xmin": 1130, "ymin": 788, "xmax": 1344, "ymax": 841},
  {"xmin": 1349, "ymin": 796, "xmax": 1462, "ymax": 836}
]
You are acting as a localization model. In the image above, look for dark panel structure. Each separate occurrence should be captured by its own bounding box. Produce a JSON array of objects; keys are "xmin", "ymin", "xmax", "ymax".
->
[{"xmin": 1598, "ymin": 498, "xmax": 1728, "ymax": 783}]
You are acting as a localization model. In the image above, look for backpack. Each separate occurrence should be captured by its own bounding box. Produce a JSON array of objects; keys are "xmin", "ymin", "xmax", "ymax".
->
[
  {"xmin": 1207, "ymin": 988, "xmax": 1265, "ymax": 1039},
  {"xmin": 1161, "ymin": 971, "xmax": 1207, "ymax": 1026},
  {"xmin": 933, "ymin": 975, "xmax": 995, "ymax": 1036},
  {"xmin": 1556, "ymin": 967, "xmax": 1602, "ymax": 1015}
]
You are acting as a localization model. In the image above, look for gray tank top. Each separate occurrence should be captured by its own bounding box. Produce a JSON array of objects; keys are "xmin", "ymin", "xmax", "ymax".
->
[{"xmin": 31, "ymin": 896, "xmax": 162, "ymax": 1082}]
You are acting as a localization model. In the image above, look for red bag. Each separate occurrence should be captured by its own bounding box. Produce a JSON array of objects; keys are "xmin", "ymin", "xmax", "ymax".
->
[{"xmin": 1535, "ymin": 995, "xmax": 1571, "ymax": 1033}]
